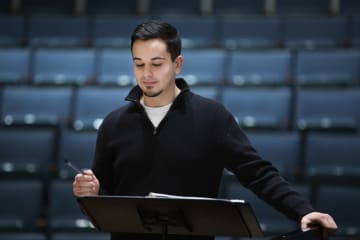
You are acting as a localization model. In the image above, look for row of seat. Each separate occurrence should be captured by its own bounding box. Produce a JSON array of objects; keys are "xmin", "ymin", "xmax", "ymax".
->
[
  {"xmin": 1, "ymin": 123, "xmax": 359, "ymax": 182},
  {"xmin": 0, "ymin": 232, "xmax": 109, "ymax": 240},
  {"xmin": 1, "ymin": 0, "xmax": 360, "ymax": 16},
  {"xmin": 1, "ymin": 14, "xmax": 360, "ymax": 49},
  {"xmin": 0, "ymin": 178, "xmax": 359, "ymax": 238},
  {"xmin": 1, "ymin": 48, "xmax": 360, "ymax": 87},
  {"xmin": 1, "ymin": 86, "xmax": 359, "ymax": 132}
]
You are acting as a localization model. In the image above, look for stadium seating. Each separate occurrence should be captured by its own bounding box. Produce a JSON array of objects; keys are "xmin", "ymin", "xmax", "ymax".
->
[
  {"xmin": 48, "ymin": 180, "xmax": 93, "ymax": 232},
  {"xmin": 92, "ymin": 16, "xmax": 145, "ymax": 48},
  {"xmin": 57, "ymin": 130, "xmax": 97, "ymax": 179},
  {"xmin": 0, "ymin": 180, "xmax": 43, "ymax": 231},
  {"xmin": 220, "ymin": 16, "xmax": 281, "ymax": 49},
  {"xmin": 0, "ymin": 233, "xmax": 47, "ymax": 240},
  {"xmin": 221, "ymin": 87, "xmax": 292, "ymax": 130},
  {"xmin": 295, "ymin": 88, "xmax": 360, "ymax": 131},
  {"xmin": 340, "ymin": 0, "xmax": 360, "ymax": 15},
  {"xmin": 314, "ymin": 184, "xmax": 360, "ymax": 236},
  {"xmin": 0, "ymin": 127, "xmax": 55, "ymax": 179},
  {"xmin": 28, "ymin": 15, "xmax": 89, "ymax": 48},
  {"xmin": 213, "ymin": 0, "xmax": 265, "ymax": 15},
  {"xmin": 283, "ymin": 16, "xmax": 347, "ymax": 49},
  {"xmin": 97, "ymin": 49, "xmax": 134, "ymax": 86},
  {"xmin": 276, "ymin": 0, "xmax": 332, "ymax": 15},
  {"xmin": 1, "ymin": 86, "xmax": 73, "ymax": 127},
  {"xmin": 304, "ymin": 133, "xmax": 360, "ymax": 178},
  {"xmin": 351, "ymin": 15, "xmax": 360, "ymax": 48},
  {"xmin": 51, "ymin": 232, "xmax": 110, "ymax": 240},
  {"xmin": 86, "ymin": 0, "xmax": 138, "ymax": 15},
  {"xmin": 247, "ymin": 132, "xmax": 300, "ymax": 180},
  {"xmin": 294, "ymin": 49, "xmax": 360, "ymax": 87},
  {"xmin": 0, "ymin": 1, "xmax": 359, "ymax": 239},
  {"xmin": 191, "ymin": 86, "xmax": 219, "ymax": 101},
  {"xmin": 221, "ymin": 180, "xmax": 305, "ymax": 234},
  {"xmin": 32, "ymin": 49, "xmax": 95, "ymax": 85},
  {"xmin": 21, "ymin": 0, "xmax": 76, "ymax": 14},
  {"xmin": 227, "ymin": 50, "xmax": 292, "ymax": 86},
  {"xmin": 0, "ymin": 15, "xmax": 24, "ymax": 47},
  {"xmin": 158, "ymin": 16, "xmax": 217, "ymax": 48},
  {"xmin": 180, "ymin": 49, "xmax": 226, "ymax": 86},
  {"xmin": 0, "ymin": 48, "xmax": 30, "ymax": 85},
  {"xmin": 71, "ymin": 87, "xmax": 130, "ymax": 131},
  {"xmin": 148, "ymin": 0, "xmax": 201, "ymax": 16}
]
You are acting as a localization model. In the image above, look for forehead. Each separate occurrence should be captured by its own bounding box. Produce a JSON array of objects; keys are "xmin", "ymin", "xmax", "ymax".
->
[{"xmin": 132, "ymin": 39, "xmax": 170, "ymax": 60}]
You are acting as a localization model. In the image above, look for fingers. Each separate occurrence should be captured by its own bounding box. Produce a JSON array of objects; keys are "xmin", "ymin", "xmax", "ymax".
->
[
  {"xmin": 73, "ymin": 169, "xmax": 100, "ymax": 197},
  {"xmin": 301, "ymin": 212, "xmax": 337, "ymax": 240}
]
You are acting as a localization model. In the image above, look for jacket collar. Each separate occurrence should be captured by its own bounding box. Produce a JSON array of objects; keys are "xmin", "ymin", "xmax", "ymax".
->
[{"xmin": 125, "ymin": 78, "xmax": 190, "ymax": 104}]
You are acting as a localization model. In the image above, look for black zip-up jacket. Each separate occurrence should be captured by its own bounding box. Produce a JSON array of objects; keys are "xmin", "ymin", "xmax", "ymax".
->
[{"xmin": 92, "ymin": 78, "xmax": 314, "ymax": 240}]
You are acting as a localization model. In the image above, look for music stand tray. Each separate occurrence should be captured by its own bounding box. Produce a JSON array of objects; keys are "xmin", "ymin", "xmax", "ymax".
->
[{"xmin": 76, "ymin": 193, "xmax": 263, "ymax": 238}]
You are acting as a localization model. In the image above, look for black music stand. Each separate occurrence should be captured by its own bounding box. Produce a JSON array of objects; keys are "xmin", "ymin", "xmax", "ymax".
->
[{"xmin": 76, "ymin": 194, "xmax": 264, "ymax": 239}]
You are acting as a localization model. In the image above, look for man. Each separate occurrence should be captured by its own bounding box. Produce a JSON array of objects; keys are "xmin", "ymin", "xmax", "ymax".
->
[{"xmin": 73, "ymin": 20, "xmax": 337, "ymax": 240}]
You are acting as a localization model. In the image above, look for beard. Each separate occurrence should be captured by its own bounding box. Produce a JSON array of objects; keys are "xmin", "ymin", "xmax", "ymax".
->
[{"xmin": 143, "ymin": 89, "xmax": 163, "ymax": 98}]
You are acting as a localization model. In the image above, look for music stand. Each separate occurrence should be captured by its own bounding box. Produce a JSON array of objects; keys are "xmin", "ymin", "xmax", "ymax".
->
[{"xmin": 76, "ymin": 194, "xmax": 263, "ymax": 239}]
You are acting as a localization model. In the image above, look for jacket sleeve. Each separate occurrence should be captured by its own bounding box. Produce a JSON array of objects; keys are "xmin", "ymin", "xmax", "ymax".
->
[
  {"xmin": 215, "ymin": 105, "xmax": 314, "ymax": 222},
  {"xmin": 91, "ymin": 113, "xmax": 116, "ymax": 195}
]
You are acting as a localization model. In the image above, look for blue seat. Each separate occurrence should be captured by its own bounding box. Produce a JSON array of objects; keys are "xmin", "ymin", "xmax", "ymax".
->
[
  {"xmin": 340, "ymin": 0, "xmax": 360, "ymax": 15},
  {"xmin": 295, "ymin": 89, "xmax": 360, "ymax": 131},
  {"xmin": 28, "ymin": 15, "xmax": 89, "ymax": 48},
  {"xmin": 92, "ymin": 16, "xmax": 146, "ymax": 48},
  {"xmin": 221, "ymin": 16, "xmax": 281, "ymax": 49},
  {"xmin": 1, "ymin": 86, "xmax": 73, "ymax": 127},
  {"xmin": 351, "ymin": 15, "xmax": 360, "ymax": 48},
  {"xmin": 221, "ymin": 180, "xmax": 304, "ymax": 234},
  {"xmin": 0, "ymin": 180, "xmax": 43, "ymax": 231},
  {"xmin": 295, "ymin": 50, "xmax": 360, "ymax": 87},
  {"xmin": 221, "ymin": 88, "xmax": 291, "ymax": 130},
  {"xmin": 284, "ymin": 16, "xmax": 347, "ymax": 49},
  {"xmin": 276, "ymin": 0, "xmax": 331, "ymax": 15},
  {"xmin": 33, "ymin": 49, "xmax": 95, "ymax": 85},
  {"xmin": 247, "ymin": 132, "xmax": 300, "ymax": 180},
  {"xmin": 72, "ymin": 87, "xmax": 130, "ymax": 131},
  {"xmin": 213, "ymin": 0, "xmax": 265, "ymax": 15},
  {"xmin": 0, "ymin": 48, "xmax": 30, "ymax": 85},
  {"xmin": 305, "ymin": 133, "xmax": 360, "ymax": 178},
  {"xmin": 314, "ymin": 185, "xmax": 360, "ymax": 236},
  {"xmin": 86, "ymin": 0, "xmax": 137, "ymax": 15},
  {"xmin": 0, "ymin": 233, "xmax": 47, "ymax": 240},
  {"xmin": 49, "ymin": 180, "xmax": 93, "ymax": 231},
  {"xmin": 227, "ymin": 50, "xmax": 292, "ymax": 87},
  {"xmin": 0, "ymin": 15, "xmax": 24, "ymax": 46},
  {"xmin": 97, "ymin": 49, "xmax": 134, "ymax": 86},
  {"xmin": 149, "ymin": 0, "xmax": 201, "ymax": 16},
  {"xmin": 0, "ymin": 127, "xmax": 55, "ymax": 178},
  {"xmin": 21, "ymin": 0, "xmax": 75, "ymax": 14},
  {"xmin": 57, "ymin": 130, "xmax": 97, "ymax": 179},
  {"xmin": 191, "ymin": 86, "xmax": 219, "ymax": 101},
  {"xmin": 52, "ymin": 232, "xmax": 110, "ymax": 240},
  {"xmin": 160, "ymin": 16, "xmax": 217, "ymax": 48},
  {"xmin": 180, "ymin": 49, "xmax": 226, "ymax": 86}
]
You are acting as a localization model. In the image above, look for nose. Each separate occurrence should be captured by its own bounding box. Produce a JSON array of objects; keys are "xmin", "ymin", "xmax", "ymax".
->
[{"xmin": 143, "ymin": 64, "xmax": 152, "ymax": 79}]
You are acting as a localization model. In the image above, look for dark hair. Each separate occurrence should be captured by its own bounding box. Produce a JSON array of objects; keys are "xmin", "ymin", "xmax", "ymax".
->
[{"xmin": 131, "ymin": 20, "xmax": 181, "ymax": 61}]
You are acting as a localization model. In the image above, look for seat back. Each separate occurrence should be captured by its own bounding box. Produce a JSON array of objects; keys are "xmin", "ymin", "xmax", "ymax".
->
[{"xmin": 222, "ymin": 87, "xmax": 291, "ymax": 130}]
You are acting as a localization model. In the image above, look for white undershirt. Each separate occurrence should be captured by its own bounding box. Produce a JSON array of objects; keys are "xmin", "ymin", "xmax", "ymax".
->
[{"xmin": 140, "ymin": 98, "xmax": 172, "ymax": 128}]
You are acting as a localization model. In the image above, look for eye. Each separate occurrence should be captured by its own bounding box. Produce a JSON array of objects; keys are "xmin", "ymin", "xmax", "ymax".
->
[
  {"xmin": 153, "ymin": 63, "xmax": 162, "ymax": 67},
  {"xmin": 135, "ymin": 63, "xmax": 144, "ymax": 68}
]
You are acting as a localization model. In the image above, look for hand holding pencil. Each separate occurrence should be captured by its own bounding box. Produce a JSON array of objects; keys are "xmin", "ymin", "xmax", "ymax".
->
[{"xmin": 66, "ymin": 160, "xmax": 100, "ymax": 197}]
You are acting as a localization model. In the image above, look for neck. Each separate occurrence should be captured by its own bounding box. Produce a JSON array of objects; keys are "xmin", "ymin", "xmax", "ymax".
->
[{"xmin": 143, "ymin": 86, "xmax": 181, "ymax": 107}]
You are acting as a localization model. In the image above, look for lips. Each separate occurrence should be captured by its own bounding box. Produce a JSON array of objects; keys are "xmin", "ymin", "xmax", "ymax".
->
[{"xmin": 143, "ymin": 81, "xmax": 157, "ymax": 87}]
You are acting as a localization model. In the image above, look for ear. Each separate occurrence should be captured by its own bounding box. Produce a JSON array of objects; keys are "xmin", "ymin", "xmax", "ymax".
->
[{"xmin": 174, "ymin": 55, "xmax": 183, "ymax": 75}]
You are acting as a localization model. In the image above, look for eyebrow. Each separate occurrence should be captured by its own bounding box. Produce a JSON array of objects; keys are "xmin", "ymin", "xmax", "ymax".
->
[{"xmin": 133, "ymin": 57, "xmax": 166, "ymax": 61}]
